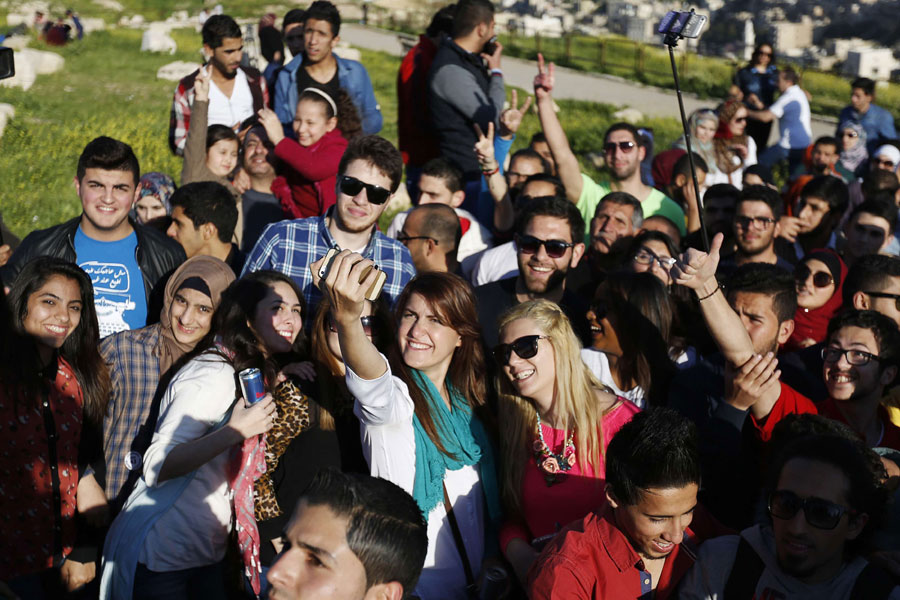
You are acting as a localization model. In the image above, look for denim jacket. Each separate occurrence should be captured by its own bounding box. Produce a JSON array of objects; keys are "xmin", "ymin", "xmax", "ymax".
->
[{"xmin": 274, "ymin": 53, "xmax": 382, "ymax": 136}]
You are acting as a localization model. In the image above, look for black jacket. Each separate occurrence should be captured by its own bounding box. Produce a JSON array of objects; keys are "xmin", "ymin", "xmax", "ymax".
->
[{"xmin": 0, "ymin": 217, "xmax": 186, "ymax": 308}]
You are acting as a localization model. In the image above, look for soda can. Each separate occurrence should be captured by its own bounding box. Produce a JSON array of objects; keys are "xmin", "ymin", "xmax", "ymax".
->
[{"xmin": 239, "ymin": 368, "xmax": 266, "ymax": 404}]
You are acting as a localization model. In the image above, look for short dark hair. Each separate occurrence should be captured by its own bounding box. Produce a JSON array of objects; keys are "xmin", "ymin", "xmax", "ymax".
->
[
  {"xmin": 201, "ymin": 14, "xmax": 242, "ymax": 48},
  {"xmin": 516, "ymin": 195, "xmax": 585, "ymax": 244},
  {"xmin": 843, "ymin": 254, "xmax": 900, "ymax": 304},
  {"xmin": 412, "ymin": 203, "xmax": 461, "ymax": 251},
  {"xmin": 510, "ymin": 148, "xmax": 550, "ymax": 174},
  {"xmin": 76, "ymin": 136, "xmax": 140, "ymax": 185},
  {"xmin": 425, "ymin": 4, "xmax": 455, "ymax": 38},
  {"xmin": 338, "ymin": 135, "xmax": 404, "ymax": 193},
  {"xmin": 206, "ymin": 124, "xmax": 239, "ymax": 152},
  {"xmin": 282, "ymin": 8, "xmax": 306, "ymax": 31},
  {"xmin": 849, "ymin": 198, "xmax": 898, "ymax": 234},
  {"xmin": 520, "ymin": 174, "xmax": 565, "ymax": 200},
  {"xmin": 780, "ymin": 66, "xmax": 799, "ymax": 85},
  {"xmin": 606, "ymin": 407, "xmax": 700, "ymax": 506},
  {"xmin": 169, "ymin": 181, "xmax": 238, "ymax": 243},
  {"xmin": 862, "ymin": 170, "xmax": 900, "ymax": 198},
  {"xmin": 743, "ymin": 164, "xmax": 775, "ymax": 187},
  {"xmin": 672, "ymin": 152, "xmax": 708, "ymax": 184},
  {"xmin": 800, "ymin": 175, "xmax": 849, "ymax": 215},
  {"xmin": 705, "ymin": 183, "xmax": 741, "ymax": 205},
  {"xmin": 530, "ymin": 132, "xmax": 548, "ymax": 146},
  {"xmin": 300, "ymin": 469, "xmax": 428, "ymax": 593},
  {"xmin": 451, "ymin": 0, "xmax": 495, "ymax": 39},
  {"xmin": 814, "ymin": 136, "xmax": 839, "ymax": 152},
  {"xmin": 604, "ymin": 122, "xmax": 642, "ymax": 146},
  {"xmin": 767, "ymin": 433, "xmax": 888, "ymax": 554},
  {"xmin": 827, "ymin": 309, "xmax": 900, "ymax": 372},
  {"xmin": 726, "ymin": 263, "xmax": 797, "ymax": 323},
  {"xmin": 738, "ymin": 184, "xmax": 783, "ymax": 218},
  {"xmin": 597, "ymin": 191, "xmax": 643, "ymax": 229},
  {"xmin": 304, "ymin": 0, "xmax": 341, "ymax": 36},
  {"xmin": 421, "ymin": 157, "xmax": 463, "ymax": 194},
  {"xmin": 851, "ymin": 77, "xmax": 875, "ymax": 97}
]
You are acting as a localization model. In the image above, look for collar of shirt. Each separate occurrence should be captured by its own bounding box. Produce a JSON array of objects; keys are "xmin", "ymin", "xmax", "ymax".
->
[{"xmin": 320, "ymin": 206, "xmax": 377, "ymax": 255}]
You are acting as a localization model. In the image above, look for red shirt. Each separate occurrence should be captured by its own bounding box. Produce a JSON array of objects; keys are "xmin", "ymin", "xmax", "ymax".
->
[
  {"xmin": 0, "ymin": 358, "xmax": 83, "ymax": 579},
  {"xmin": 818, "ymin": 397, "xmax": 900, "ymax": 450},
  {"xmin": 750, "ymin": 382, "xmax": 818, "ymax": 442},
  {"xmin": 500, "ymin": 401, "xmax": 639, "ymax": 551},
  {"xmin": 273, "ymin": 128, "xmax": 348, "ymax": 218},
  {"xmin": 528, "ymin": 504, "xmax": 702, "ymax": 600}
]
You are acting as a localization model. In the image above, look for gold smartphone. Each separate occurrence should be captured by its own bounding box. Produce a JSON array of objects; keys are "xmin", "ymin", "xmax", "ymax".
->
[{"xmin": 312, "ymin": 248, "xmax": 386, "ymax": 302}]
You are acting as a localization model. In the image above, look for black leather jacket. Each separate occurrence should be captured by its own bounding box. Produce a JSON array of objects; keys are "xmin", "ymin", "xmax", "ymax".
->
[{"xmin": 0, "ymin": 217, "xmax": 186, "ymax": 301}]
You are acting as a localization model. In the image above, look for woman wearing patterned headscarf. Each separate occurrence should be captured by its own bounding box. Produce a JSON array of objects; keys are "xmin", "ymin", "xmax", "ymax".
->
[
  {"xmin": 838, "ymin": 122, "xmax": 868, "ymax": 177},
  {"xmin": 711, "ymin": 100, "xmax": 758, "ymax": 188},
  {"xmin": 674, "ymin": 109, "xmax": 720, "ymax": 190},
  {"xmin": 131, "ymin": 172, "xmax": 176, "ymax": 226}
]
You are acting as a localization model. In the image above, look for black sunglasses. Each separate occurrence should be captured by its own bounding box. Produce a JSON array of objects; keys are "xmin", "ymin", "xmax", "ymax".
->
[
  {"xmin": 515, "ymin": 234, "xmax": 575, "ymax": 259},
  {"xmin": 603, "ymin": 141, "xmax": 636, "ymax": 154},
  {"xmin": 864, "ymin": 290, "xmax": 900, "ymax": 311},
  {"xmin": 795, "ymin": 265, "xmax": 833, "ymax": 288},
  {"xmin": 493, "ymin": 334, "xmax": 548, "ymax": 365},
  {"xmin": 769, "ymin": 489, "xmax": 855, "ymax": 530},
  {"xmin": 397, "ymin": 234, "xmax": 438, "ymax": 246},
  {"xmin": 339, "ymin": 175, "xmax": 391, "ymax": 205},
  {"xmin": 588, "ymin": 300, "xmax": 607, "ymax": 321}
]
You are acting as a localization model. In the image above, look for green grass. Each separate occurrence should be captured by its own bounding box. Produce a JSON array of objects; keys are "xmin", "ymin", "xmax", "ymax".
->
[{"xmin": 0, "ymin": 25, "xmax": 684, "ymax": 239}]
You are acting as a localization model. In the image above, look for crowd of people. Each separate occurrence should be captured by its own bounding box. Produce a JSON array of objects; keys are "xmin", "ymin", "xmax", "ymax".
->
[{"xmin": 3, "ymin": 0, "xmax": 900, "ymax": 598}]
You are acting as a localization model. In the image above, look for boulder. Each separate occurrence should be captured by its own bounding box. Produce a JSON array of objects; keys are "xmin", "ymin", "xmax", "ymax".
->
[
  {"xmin": 80, "ymin": 17, "xmax": 106, "ymax": 33},
  {"xmin": 1, "ymin": 35, "xmax": 30, "ymax": 50},
  {"xmin": 612, "ymin": 107, "xmax": 643, "ymax": 123},
  {"xmin": 0, "ymin": 51, "xmax": 36, "ymax": 90},
  {"xmin": 93, "ymin": 0, "xmax": 124, "ymax": 11},
  {"xmin": 333, "ymin": 43, "xmax": 361, "ymax": 62},
  {"xmin": 0, "ymin": 103, "xmax": 15, "ymax": 139},
  {"xmin": 157, "ymin": 61, "xmax": 201, "ymax": 81},
  {"xmin": 17, "ymin": 48, "xmax": 64, "ymax": 75},
  {"xmin": 141, "ymin": 29, "xmax": 177, "ymax": 54}
]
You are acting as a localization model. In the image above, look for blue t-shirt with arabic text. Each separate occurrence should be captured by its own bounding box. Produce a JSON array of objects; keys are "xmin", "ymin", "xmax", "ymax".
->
[{"xmin": 74, "ymin": 226, "xmax": 148, "ymax": 337}]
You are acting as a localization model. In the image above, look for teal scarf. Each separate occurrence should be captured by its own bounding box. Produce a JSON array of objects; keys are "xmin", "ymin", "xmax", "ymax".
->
[{"xmin": 410, "ymin": 369, "xmax": 502, "ymax": 529}]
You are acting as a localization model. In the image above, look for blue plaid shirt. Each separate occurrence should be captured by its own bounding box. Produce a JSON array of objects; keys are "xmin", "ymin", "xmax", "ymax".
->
[{"xmin": 242, "ymin": 210, "xmax": 416, "ymax": 314}]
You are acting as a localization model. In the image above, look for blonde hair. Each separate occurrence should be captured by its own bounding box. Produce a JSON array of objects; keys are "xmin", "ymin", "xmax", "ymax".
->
[{"xmin": 495, "ymin": 299, "xmax": 612, "ymax": 516}]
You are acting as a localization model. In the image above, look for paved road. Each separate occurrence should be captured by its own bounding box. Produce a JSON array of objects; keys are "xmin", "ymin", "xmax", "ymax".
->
[{"xmin": 341, "ymin": 23, "xmax": 835, "ymax": 140}]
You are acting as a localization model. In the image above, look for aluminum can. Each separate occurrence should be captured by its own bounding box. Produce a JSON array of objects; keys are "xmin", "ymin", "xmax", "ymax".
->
[{"xmin": 239, "ymin": 368, "xmax": 266, "ymax": 404}]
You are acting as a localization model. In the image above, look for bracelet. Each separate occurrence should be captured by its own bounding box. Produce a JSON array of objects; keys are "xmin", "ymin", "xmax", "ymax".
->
[
  {"xmin": 698, "ymin": 284, "xmax": 722, "ymax": 302},
  {"xmin": 482, "ymin": 165, "xmax": 500, "ymax": 176}
]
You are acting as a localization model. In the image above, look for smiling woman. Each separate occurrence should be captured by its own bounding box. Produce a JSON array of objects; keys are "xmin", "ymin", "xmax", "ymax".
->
[{"xmin": 0, "ymin": 257, "xmax": 109, "ymax": 596}]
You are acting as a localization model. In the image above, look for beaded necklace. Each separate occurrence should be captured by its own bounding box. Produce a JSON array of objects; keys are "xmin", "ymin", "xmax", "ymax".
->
[{"xmin": 532, "ymin": 411, "xmax": 576, "ymax": 486}]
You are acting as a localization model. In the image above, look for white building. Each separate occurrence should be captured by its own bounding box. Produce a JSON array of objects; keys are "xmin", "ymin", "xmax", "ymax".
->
[{"xmin": 844, "ymin": 47, "xmax": 898, "ymax": 81}]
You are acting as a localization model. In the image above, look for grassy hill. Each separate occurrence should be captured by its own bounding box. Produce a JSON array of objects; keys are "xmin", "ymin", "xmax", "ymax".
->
[{"xmin": 0, "ymin": 22, "xmax": 684, "ymax": 239}]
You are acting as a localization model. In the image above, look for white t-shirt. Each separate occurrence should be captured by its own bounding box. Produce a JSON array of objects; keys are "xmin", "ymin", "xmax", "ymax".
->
[
  {"xmin": 469, "ymin": 240, "xmax": 518, "ymax": 286},
  {"xmin": 769, "ymin": 84, "xmax": 812, "ymax": 150},
  {"xmin": 140, "ymin": 353, "xmax": 236, "ymax": 571},
  {"xmin": 387, "ymin": 207, "xmax": 492, "ymax": 262},
  {"xmin": 580, "ymin": 348, "xmax": 646, "ymax": 408},
  {"xmin": 207, "ymin": 68, "xmax": 255, "ymax": 129},
  {"xmin": 346, "ymin": 355, "xmax": 486, "ymax": 600}
]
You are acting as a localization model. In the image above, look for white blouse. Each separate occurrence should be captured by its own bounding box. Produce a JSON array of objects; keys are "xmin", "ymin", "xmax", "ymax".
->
[{"xmin": 347, "ymin": 354, "xmax": 486, "ymax": 599}]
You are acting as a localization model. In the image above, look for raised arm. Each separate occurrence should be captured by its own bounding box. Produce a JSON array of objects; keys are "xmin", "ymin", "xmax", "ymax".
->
[
  {"xmin": 181, "ymin": 67, "xmax": 211, "ymax": 185},
  {"xmin": 474, "ymin": 121, "xmax": 513, "ymax": 232},
  {"xmin": 671, "ymin": 233, "xmax": 754, "ymax": 366},
  {"xmin": 533, "ymin": 54, "xmax": 583, "ymax": 203}
]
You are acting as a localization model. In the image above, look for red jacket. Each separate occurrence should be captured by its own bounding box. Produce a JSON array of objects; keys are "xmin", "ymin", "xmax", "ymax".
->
[
  {"xmin": 273, "ymin": 129, "xmax": 348, "ymax": 218},
  {"xmin": 750, "ymin": 382, "xmax": 818, "ymax": 442},
  {"xmin": 528, "ymin": 503, "xmax": 725, "ymax": 599}
]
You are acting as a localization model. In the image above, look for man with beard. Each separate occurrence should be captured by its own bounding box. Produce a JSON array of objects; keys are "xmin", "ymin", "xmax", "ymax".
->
[
  {"xmin": 679, "ymin": 433, "xmax": 899, "ymax": 599},
  {"xmin": 240, "ymin": 127, "xmax": 284, "ymax": 253},
  {"xmin": 274, "ymin": 1, "xmax": 381, "ymax": 137},
  {"xmin": 717, "ymin": 185, "xmax": 794, "ymax": 278},
  {"xmin": 168, "ymin": 15, "xmax": 268, "ymax": 156},
  {"xmin": 533, "ymin": 55, "xmax": 685, "ymax": 243},
  {"xmin": 474, "ymin": 196, "xmax": 587, "ymax": 348},
  {"xmin": 780, "ymin": 175, "xmax": 849, "ymax": 260},
  {"xmin": 243, "ymin": 135, "xmax": 415, "ymax": 315}
]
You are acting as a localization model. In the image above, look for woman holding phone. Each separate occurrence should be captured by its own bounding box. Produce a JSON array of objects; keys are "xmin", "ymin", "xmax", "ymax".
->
[{"xmin": 318, "ymin": 250, "xmax": 502, "ymax": 600}]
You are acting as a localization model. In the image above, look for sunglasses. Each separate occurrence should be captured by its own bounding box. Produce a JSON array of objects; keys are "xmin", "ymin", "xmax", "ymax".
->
[
  {"xmin": 327, "ymin": 315, "xmax": 375, "ymax": 336},
  {"xmin": 588, "ymin": 300, "xmax": 607, "ymax": 321},
  {"xmin": 769, "ymin": 489, "xmax": 855, "ymax": 530},
  {"xmin": 733, "ymin": 116, "xmax": 747, "ymax": 123},
  {"xmin": 842, "ymin": 131, "xmax": 859, "ymax": 138},
  {"xmin": 603, "ymin": 141, "xmax": 636, "ymax": 154},
  {"xmin": 794, "ymin": 265, "xmax": 833, "ymax": 288},
  {"xmin": 864, "ymin": 290, "xmax": 900, "ymax": 311},
  {"xmin": 633, "ymin": 248, "xmax": 676, "ymax": 270},
  {"xmin": 821, "ymin": 346, "xmax": 880, "ymax": 366},
  {"xmin": 493, "ymin": 334, "xmax": 548, "ymax": 366},
  {"xmin": 338, "ymin": 175, "xmax": 391, "ymax": 205},
  {"xmin": 875, "ymin": 159, "xmax": 896, "ymax": 169},
  {"xmin": 515, "ymin": 234, "xmax": 575, "ymax": 259},
  {"xmin": 397, "ymin": 234, "xmax": 438, "ymax": 246}
]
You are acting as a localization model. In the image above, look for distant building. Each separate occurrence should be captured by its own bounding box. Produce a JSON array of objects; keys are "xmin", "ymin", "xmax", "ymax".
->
[
  {"xmin": 771, "ymin": 17, "xmax": 813, "ymax": 52},
  {"xmin": 844, "ymin": 47, "xmax": 898, "ymax": 81}
]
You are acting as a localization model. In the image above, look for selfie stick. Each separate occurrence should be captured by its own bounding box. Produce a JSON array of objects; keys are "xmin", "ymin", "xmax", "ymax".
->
[{"xmin": 662, "ymin": 10, "xmax": 709, "ymax": 251}]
